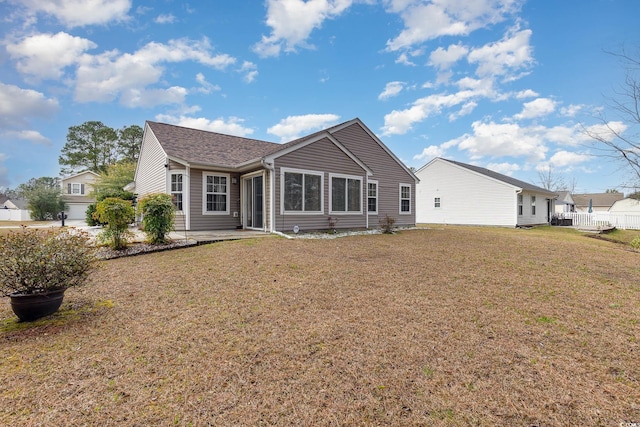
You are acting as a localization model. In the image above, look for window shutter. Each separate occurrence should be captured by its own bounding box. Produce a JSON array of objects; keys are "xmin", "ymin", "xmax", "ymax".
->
[
  {"xmin": 67, "ymin": 183, "xmax": 71, "ymax": 194},
  {"xmin": 81, "ymin": 184, "xmax": 85, "ymax": 195}
]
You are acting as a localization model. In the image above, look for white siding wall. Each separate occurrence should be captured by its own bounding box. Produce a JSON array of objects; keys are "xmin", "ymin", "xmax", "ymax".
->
[
  {"xmin": 416, "ymin": 159, "xmax": 518, "ymax": 227},
  {"xmin": 517, "ymin": 191, "xmax": 553, "ymax": 226},
  {"xmin": 609, "ymin": 198, "xmax": 640, "ymax": 214},
  {"xmin": 135, "ymin": 127, "xmax": 167, "ymax": 197}
]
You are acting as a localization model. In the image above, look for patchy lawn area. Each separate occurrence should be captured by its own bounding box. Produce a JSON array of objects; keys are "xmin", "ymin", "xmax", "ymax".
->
[{"xmin": 1, "ymin": 227, "xmax": 639, "ymax": 426}]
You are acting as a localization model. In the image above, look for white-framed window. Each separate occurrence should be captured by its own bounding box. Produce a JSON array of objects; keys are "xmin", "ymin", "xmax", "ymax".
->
[
  {"xmin": 170, "ymin": 173, "xmax": 183, "ymax": 211},
  {"xmin": 367, "ymin": 180, "xmax": 378, "ymax": 214},
  {"xmin": 67, "ymin": 183, "xmax": 84, "ymax": 195},
  {"xmin": 203, "ymin": 173, "xmax": 229, "ymax": 215},
  {"xmin": 330, "ymin": 173, "xmax": 362, "ymax": 214},
  {"xmin": 281, "ymin": 167, "xmax": 323, "ymax": 214},
  {"xmin": 399, "ymin": 184, "xmax": 411, "ymax": 214},
  {"xmin": 518, "ymin": 194, "xmax": 523, "ymax": 215},
  {"xmin": 531, "ymin": 195, "xmax": 536, "ymax": 215},
  {"xmin": 434, "ymin": 197, "xmax": 441, "ymax": 208}
]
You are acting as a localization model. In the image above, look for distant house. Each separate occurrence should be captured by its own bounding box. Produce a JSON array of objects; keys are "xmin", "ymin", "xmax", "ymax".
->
[
  {"xmin": 554, "ymin": 191, "xmax": 575, "ymax": 214},
  {"xmin": 415, "ymin": 158, "xmax": 557, "ymax": 227},
  {"xmin": 133, "ymin": 118, "xmax": 417, "ymax": 232},
  {"xmin": 0, "ymin": 195, "xmax": 31, "ymax": 221},
  {"xmin": 572, "ymin": 193, "xmax": 624, "ymax": 213},
  {"xmin": 608, "ymin": 197, "xmax": 640, "ymax": 214},
  {"xmin": 61, "ymin": 171, "xmax": 100, "ymax": 220}
]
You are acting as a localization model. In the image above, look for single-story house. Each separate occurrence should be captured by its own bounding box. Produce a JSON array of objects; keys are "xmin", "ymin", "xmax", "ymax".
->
[
  {"xmin": 608, "ymin": 197, "xmax": 640, "ymax": 214},
  {"xmin": 0, "ymin": 196, "xmax": 31, "ymax": 221},
  {"xmin": 133, "ymin": 118, "xmax": 418, "ymax": 232},
  {"xmin": 61, "ymin": 170, "xmax": 99, "ymax": 220},
  {"xmin": 554, "ymin": 190, "xmax": 575, "ymax": 214},
  {"xmin": 415, "ymin": 157, "xmax": 557, "ymax": 227},
  {"xmin": 572, "ymin": 193, "xmax": 624, "ymax": 213}
]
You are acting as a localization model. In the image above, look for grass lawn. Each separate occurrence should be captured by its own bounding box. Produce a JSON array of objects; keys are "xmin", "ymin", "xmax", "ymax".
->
[{"xmin": 1, "ymin": 226, "xmax": 639, "ymax": 426}]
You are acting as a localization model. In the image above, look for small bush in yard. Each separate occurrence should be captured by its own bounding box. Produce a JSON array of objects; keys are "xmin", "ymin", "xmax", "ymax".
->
[
  {"xmin": 0, "ymin": 227, "xmax": 95, "ymax": 296},
  {"xmin": 379, "ymin": 214, "xmax": 396, "ymax": 234},
  {"xmin": 93, "ymin": 197, "xmax": 135, "ymax": 250},
  {"xmin": 137, "ymin": 193, "xmax": 175, "ymax": 244},
  {"xmin": 631, "ymin": 236, "xmax": 640, "ymax": 250}
]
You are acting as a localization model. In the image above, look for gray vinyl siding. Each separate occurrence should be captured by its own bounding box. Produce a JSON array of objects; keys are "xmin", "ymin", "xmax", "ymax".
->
[
  {"xmin": 188, "ymin": 169, "xmax": 242, "ymax": 231},
  {"xmin": 332, "ymin": 123, "xmax": 416, "ymax": 226},
  {"xmin": 273, "ymin": 136, "xmax": 367, "ymax": 232},
  {"xmin": 135, "ymin": 128, "xmax": 167, "ymax": 197}
]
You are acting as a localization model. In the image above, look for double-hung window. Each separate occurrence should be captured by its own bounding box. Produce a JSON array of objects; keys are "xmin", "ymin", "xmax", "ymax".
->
[
  {"xmin": 170, "ymin": 173, "xmax": 183, "ymax": 211},
  {"xmin": 367, "ymin": 180, "xmax": 378, "ymax": 214},
  {"xmin": 203, "ymin": 173, "xmax": 229, "ymax": 215},
  {"xmin": 68, "ymin": 183, "xmax": 84, "ymax": 195},
  {"xmin": 434, "ymin": 197, "xmax": 441, "ymax": 208},
  {"xmin": 330, "ymin": 174, "xmax": 362, "ymax": 214},
  {"xmin": 282, "ymin": 168, "xmax": 323, "ymax": 213},
  {"xmin": 399, "ymin": 184, "xmax": 411, "ymax": 214},
  {"xmin": 518, "ymin": 194, "xmax": 523, "ymax": 215},
  {"xmin": 531, "ymin": 195, "xmax": 536, "ymax": 215}
]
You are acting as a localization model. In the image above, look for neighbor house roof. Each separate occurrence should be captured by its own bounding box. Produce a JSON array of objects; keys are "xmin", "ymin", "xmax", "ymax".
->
[
  {"xmin": 443, "ymin": 159, "xmax": 557, "ymax": 196},
  {"xmin": 572, "ymin": 193, "xmax": 624, "ymax": 208},
  {"xmin": 146, "ymin": 121, "xmax": 281, "ymax": 168}
]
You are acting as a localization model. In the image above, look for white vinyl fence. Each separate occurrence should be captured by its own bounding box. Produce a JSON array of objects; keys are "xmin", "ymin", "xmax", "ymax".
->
[
  {"xmin": 561, "ymin": 212, "xmax": 640, "ymax": 230},
  {"xmin": 0, "ymin": 209, "xmax": 31, "ymax": 221}
]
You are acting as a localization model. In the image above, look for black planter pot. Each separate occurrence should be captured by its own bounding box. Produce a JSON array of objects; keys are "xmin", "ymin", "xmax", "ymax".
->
[{"xmin": 10, "ymin": 288, "xmax": 66, "ymax": 322}]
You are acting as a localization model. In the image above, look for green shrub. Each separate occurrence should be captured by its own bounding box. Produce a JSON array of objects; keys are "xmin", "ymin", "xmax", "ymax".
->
[
  {"xmin": 137, "ymin": 193, "xmax": 175, "ymax": 244},
  {"xmin": 630, "ymin": 236, "xmax": 640, "ymax": 250},
  {"xmin": 85, "ymin": 203, "xmax": 104, "ymax": 226},
  {"xmin": 94, "ymin": 197, "xmax": 135, "ymax": 249},
  {"xmin": 379, "ymin": 214, "xmax": 396, "ymax": 234},
  {"xmin": 0, "ymin": 227, "xmax": 96, "ymax": 296}
]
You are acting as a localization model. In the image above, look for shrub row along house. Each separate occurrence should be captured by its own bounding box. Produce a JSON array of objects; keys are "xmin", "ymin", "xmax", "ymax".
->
[{"xmin": 133, "ymin": 118, "xmax": 417, "ymax": 233}]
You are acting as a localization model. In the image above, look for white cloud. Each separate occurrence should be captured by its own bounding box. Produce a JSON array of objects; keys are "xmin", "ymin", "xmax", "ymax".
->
[
  {"xmin": 267, "ymin": 113, "xmax": 341, "ymax": 141},
  {"xmin": 448, "ymin": 101, "xmax": 478, "ymax": 121},
  {"xmin": 560, "ymin": 104, "xmax": 583, "ymax": 117},
  {"xmin": 444, "ymin": 120, "xmax": 548, "ymax": 161},
  {"xmin": 385, "ymin": 0, "xmax": 522, "ymax": 51},
  {"xmin": 378, "ymin": 81, "xmax": 405, "ymax": 100},
  {"xmin": 513, "ymin": 97, "xmax": 556, "ymax": 120},
  {"xmin": 413, "ymin": 144, "xmax": 446, "ymax": 161},
  {"xmin": 119, "ymin": 86, "xmax": 188, "ymax": 108},
  {"xmin": 19, "ymin": 0, "xmax": 131, "ymax": 27},
  {"xmin": 583, "ymin": 121, "xmax": 628, "ymax": 142},
  {"xmin": 239, "ymin": 61, "xmax": 258, "ymax": 83},
  {"xmin": 429, "ymin": 43, "xmax": 469, "ymax": 70},
  {"xmin": 74, "ymin": 38, "xmax": 236, "ymax": 106},
  {"xmin": 515, "ymin": 89, "xmax": 538, "ymax": 99},
  {"xmin": 1, "ymin": 130, "xmax": 51, "ymax": 145},
  {"xmin": 155, "ymin": 115, "xmax": 255, "ymax": 137},
  {"xmin": 395, "ymin": 52, "xmax": 416, "ymax": 66},
  {"xmin": 486, "ymin": 162, "xmax": 520, "ymax": 175},
  {"xmin": 6, "ymin": 32, "xmax": 96, "ymax": 80},
  {"xmin": 155, "ymin": 13, "xmax": 176, "ymax": 24},
  {"xmin": 0, "ymin": 83, "xmax": 59, "ymax": 127},
  {"xmin": 468, "ymin": 27, "xmax": 533, "ymax": 79},
  {"xmin": 382, "ymin": 90, "xmax": 476, "ymax": 135},
  {"xmin": 195, "ymin": 73, "xmax": 221, "ymax": 94},
  {"xmin": 253, "ymin": 0, "xmax": 353, "ymax": 57},
  {"xmin": 548, "ymin": 150, "xmax": 591, "ymax": 168}
]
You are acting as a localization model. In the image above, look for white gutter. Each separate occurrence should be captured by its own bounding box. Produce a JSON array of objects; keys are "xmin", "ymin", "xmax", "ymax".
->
[{"xmin": 261, "ymin": 159, "xmax": 275, "ymax": 233}]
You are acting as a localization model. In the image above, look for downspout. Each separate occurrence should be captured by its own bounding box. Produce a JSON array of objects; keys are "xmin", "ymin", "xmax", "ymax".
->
[
  {"xmin": 261, "ymin": 159, "xmax": 275, "ymax": 233},
  {"xmin": 515, "ymin": 189, "xmax": 522, "ymax": 228}
]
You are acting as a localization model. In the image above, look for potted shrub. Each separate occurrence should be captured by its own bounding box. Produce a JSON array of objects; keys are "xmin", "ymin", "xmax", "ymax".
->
[{"xmin": 0, "ymin": 227, "xmax": 96, "ymax": 321}]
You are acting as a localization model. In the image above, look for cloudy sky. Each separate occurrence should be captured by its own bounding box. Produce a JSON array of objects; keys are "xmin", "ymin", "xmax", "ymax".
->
[{"xmin": 0, "ymin": 0, "xmax": 638, "ymax": 192}]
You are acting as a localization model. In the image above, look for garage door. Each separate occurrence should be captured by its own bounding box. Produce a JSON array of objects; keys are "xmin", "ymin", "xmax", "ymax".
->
[{"xmin": 66, "ymin": 203, "xmax": 90, "ymax": 220}]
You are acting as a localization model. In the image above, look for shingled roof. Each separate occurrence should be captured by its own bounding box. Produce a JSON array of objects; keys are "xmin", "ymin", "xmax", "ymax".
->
[
  {"xmin": 444, "ymin": 158, "xmax": 557, "ymax": 196},
  {"xmin": 147, "ymin": 121, "xmax": 283, "ymax": 168},
  {"xmin": 572, "ymin": 193, "xmax": 624, "ymax": 208}
]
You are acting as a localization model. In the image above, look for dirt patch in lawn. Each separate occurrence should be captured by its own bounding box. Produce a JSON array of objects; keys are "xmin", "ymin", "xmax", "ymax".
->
[{"xmin": 1, "ymin": 227, "xmax": 639, "ymax": 426}]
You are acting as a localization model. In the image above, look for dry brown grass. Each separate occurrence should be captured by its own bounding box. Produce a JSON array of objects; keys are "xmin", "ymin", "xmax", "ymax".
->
[{"xmin": 1, "ymin": 226, "xmax": 639, "ymax": 426}]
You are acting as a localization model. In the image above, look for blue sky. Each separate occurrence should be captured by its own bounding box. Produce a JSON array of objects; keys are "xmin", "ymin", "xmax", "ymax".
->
[{"xmin": 0, "ymin": 0, "xmax": 638, "ymax": 193}]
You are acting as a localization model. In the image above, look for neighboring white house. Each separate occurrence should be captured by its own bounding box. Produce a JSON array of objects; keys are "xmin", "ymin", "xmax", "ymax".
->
[
  {"xmin": 554, "ymin": 191, "xmax": 575, "ymax": 214},
  {"xmin": 609, "ymin": 197, "xmax": 640, "ymax": 214},
  {"xmin": 415, "ymin": 158, "xmax": 557, "ymax": 227},
  {"xmin": 61, "ymin": 171, "xmax": 99, "ymax": 220},
  {"xmin": 0, "ymin": 195, "xmax": 31, "ymax": 221},
  {"xmin": 572, "ymin": 193, "xmax": 624, "ymax": 213}
]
